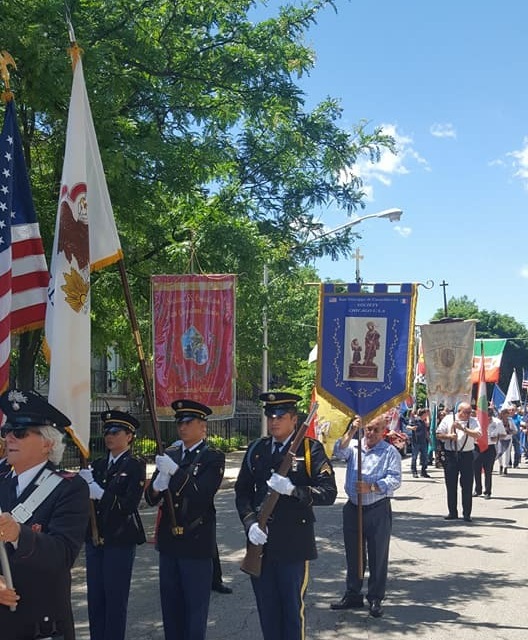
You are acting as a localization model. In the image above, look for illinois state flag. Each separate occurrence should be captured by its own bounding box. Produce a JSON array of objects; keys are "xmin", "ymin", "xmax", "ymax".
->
[
  {"xmin": 45, "ymin": 47, "xmax": 122, "ymax": 457},
  {"xmin": 1, "ymin": 98, "xmax": 49, "ymax": 395}
]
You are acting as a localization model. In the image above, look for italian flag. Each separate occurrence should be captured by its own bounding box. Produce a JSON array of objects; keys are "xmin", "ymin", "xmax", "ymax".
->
[{"xmin": 471, "ymin": 339, "xmax": 507, "ymax": 384}]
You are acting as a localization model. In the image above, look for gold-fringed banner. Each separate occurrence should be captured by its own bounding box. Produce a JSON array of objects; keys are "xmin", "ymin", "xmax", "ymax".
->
[
  {"xmin": 152, "ymin": 274, "xmax": 236, "ymax": 419},
  {"xmin": 316, "ymin": 282, "xmax": 417, "ymax": 424}
]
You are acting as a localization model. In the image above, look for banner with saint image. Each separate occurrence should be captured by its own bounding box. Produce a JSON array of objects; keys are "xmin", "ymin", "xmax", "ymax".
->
[
  {"xmin": 316, "ymin": 283, "xmax": 417, "ymax": 423},
  {"xmin": 152, "ymin": 274, "xmax": 236, "ymax": 419}
]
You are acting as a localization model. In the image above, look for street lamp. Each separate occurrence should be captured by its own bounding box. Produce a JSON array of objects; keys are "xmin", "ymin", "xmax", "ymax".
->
[
  {"xmin": 260, "ymin": 207, "xmax": 404, "ymax": 435},
  {"xmin": 315, "ymin": 208, "xmax": 403, "ymax": 239}
]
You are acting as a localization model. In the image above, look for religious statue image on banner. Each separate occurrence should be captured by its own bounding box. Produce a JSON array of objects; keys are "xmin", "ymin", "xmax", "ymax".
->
[{"xmin": 344, "ymin": 317, "xmax": 387, "ymax": 381}]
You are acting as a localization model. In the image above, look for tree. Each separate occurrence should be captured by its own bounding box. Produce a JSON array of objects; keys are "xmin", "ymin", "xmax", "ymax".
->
[{"xmin": 2, "ymin": 0, "xmax": 394, "ymax": 394}]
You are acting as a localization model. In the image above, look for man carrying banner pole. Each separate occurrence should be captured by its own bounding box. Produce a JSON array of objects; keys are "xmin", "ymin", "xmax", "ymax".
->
[
  {"xmin": 330, "ymin": 412, "xmax": 401, "ymax": 618},
  {"xmin": 436, "ymin": 402, "xmax": 481, "ymax": 522}
]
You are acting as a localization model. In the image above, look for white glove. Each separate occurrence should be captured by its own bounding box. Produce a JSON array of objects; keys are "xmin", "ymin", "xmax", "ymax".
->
[
  {"xmin": 78, "ymin": 468, "xmax": 94, "ymax": 485},
  {"xmin": 152, "ymin": 472, "xmax": 170, "ymax": 492},
  {"xmin": 89, "ymin": 482, "xmax": 104, "ymax": 500},
  {"xmin": 155, "ymin": 454, "xmax": 179, "ymax": 476},
  {"xmin": 267, "ymin": 472, "xmax": 295, "ymax": 496},
  {"xmin": 248, "ymin": 522, "xmax": 268, "ymax": 545}
]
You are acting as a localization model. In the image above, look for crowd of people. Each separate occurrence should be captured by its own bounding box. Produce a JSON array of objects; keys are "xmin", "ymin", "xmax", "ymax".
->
[{"xmin": 1, "ymin": 387, "xmax": 527, "ymax": 640}]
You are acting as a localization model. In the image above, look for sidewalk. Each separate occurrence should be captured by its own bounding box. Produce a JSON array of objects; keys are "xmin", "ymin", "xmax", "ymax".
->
[{"xmin": 71, "ymin": 452, "xmax": 528, "ymax": 639}]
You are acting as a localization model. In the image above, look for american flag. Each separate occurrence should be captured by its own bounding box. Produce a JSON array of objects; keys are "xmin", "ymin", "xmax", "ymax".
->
[
  {"xmin": 522, "ymin": 368, "xmax": 528, "ymax": 390},
  {"xmin": 0, "ymin": 98, "xmax": 49, "ymax": 393}
]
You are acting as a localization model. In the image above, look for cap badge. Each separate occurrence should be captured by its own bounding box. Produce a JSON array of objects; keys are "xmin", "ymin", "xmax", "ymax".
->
[
  {"xmin": 7, "ymin": 390, "xmax": 28, "ymax": 411},
  {"xmin": 268, "ymin": 393, "xmax": 276, "ymax": 401}
]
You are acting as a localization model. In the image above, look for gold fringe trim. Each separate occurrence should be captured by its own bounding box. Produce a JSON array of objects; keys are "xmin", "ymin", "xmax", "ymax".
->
[
  {"xmin": 66, "ymin": 425, "xmax": 90, "ymax": 459},
  {"xmin": 91, "ymin": 249, "xmax": 124, "ymax": 273}
]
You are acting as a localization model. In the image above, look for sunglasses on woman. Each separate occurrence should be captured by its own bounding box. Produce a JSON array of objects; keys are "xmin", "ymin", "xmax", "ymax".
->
[{"xmin": 0, "ymin": 427, "xmax": 43, "ymax": 439}]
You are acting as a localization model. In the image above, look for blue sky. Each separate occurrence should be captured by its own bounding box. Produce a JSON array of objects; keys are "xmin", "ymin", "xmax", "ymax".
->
[{"xmin": 256, "ymin": 1, "xmax": 528, "ymax": 326}]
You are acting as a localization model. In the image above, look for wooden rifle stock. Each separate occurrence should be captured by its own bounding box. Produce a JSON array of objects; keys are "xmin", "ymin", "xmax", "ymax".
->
[{"xmin": 240, "ymin": 403, "xmax": 318, "ymax": 577}]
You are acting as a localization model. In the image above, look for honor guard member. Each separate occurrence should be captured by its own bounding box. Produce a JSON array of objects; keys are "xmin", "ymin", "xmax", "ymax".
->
[
  {"xmin": 234, "ymin": 392, "xmax": 337, "ymax": 640},
  {"xmin": 144, "ymin": 399, "xmax": 225, "ymax": 640},
  {"xmin": 0, "ymin": 389, "xmax": 90, "ymax": 640},
  {"xmin": 78, "ymin": 410, "xmax": 146, "ymax": 640}
]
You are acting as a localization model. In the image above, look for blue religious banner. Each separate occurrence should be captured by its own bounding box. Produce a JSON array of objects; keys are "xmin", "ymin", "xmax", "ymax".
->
[{"xmin": 316, "ymin": 282, "xmax": 417, "ymax": 422}]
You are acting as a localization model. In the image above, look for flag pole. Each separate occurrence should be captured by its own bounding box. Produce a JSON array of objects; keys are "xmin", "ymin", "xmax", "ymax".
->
[
  {"xmin": 0, "ymin": 52, "xmax": 17, "ymax": 612},
  {"xmin": 116, "ymin": 259, "xmax": 180, "ymax": 534},
  {"xmin": 356, "ymin": 421, "xmax": 363, "ymax": 578}
]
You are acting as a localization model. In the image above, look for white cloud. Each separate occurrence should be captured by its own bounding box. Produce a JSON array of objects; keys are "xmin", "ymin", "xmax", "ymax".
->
[
  {"xmin": 520, "ymin": 265, "xmax": 528, "ymax": 279},
  {"xmin": 430, "ymin": 123, "xmax": 457, "ymax": 139},
  {"xmin": 507, "ymin": 137, "xmax": 528, "ymax": 187},
  {"xmin": 343, "ymin": 123, "xmax": 429, "ymax": 199},
  {"xmin": 394, "ymin": 225, "xmax": 412, "ymax": 238}
]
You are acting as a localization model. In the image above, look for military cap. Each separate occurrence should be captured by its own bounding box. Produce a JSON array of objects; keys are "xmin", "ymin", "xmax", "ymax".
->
[
  {"xmin": 259, "ymin": 391, "xmax": 302, "ymax": 417},
  {"xmin": 171, "ymin": 399, "xmax": 212, "ymax": 423},
  {"xmin": 0, "ymin": 389, "xmax": 70, "ymax": 432},
  {"xmin": 101, "ymin": 409, "xmax": 140, "ymax": 434}
]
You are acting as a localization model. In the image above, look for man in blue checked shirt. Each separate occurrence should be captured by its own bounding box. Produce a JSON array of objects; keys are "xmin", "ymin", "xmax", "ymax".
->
[{"xmin": 330, "ymin": 413, "xmax": 401, "ymax": 618}]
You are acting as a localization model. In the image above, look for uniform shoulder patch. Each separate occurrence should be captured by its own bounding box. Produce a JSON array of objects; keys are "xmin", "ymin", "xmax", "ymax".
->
[{"xmin": 319, "ymin": 462, "xmax": 333, "ymax": 476}]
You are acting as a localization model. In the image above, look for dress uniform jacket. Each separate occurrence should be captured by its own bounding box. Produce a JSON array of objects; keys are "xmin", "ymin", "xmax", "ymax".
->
[
  {"xmin": 144, "ymin": 442, "xmax": 225, "ymax": 557},
  {"xmin": 235, "ymin": 435, "xmax": 337, "ymax": 560},
  {"xmin": 87, "ymin": 452, "xmax": 146, "ymax": 546},
  {"xmin": 0, "ymin": 462, "xmax": 90, "ymax": 640}
]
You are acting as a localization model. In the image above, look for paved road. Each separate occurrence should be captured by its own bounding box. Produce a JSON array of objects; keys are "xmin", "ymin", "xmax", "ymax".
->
[{"xmin": 71, "ymin": 451, "xmax": 528, "ymax": 639}]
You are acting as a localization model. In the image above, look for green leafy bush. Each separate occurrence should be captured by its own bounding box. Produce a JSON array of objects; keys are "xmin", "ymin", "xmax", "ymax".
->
[{"xmin": 134, "ymin": 437, "xmax": 158, "ymax": 458}]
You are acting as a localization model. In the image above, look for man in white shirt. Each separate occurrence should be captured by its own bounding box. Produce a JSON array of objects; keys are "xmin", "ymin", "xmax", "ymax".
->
[{"xmin": 436, "ymin": 402, "xmax": 481, "ymax": 522}]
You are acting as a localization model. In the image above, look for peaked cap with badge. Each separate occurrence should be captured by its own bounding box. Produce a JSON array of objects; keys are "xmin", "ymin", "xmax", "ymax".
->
[
  {"xmin": 259, "ymin": 391, "xmax": 302, "ymax": 417},
  {"xmin": 0, "ymin": 389, "xmax": 71, "ymax": 432},
  {"xmin": 101, "ymin": 409, "xmax": 140, "ymax": 434},
  {"xmin": 171, "ymin": 399, "xmax": 213, "ymax": 423}
]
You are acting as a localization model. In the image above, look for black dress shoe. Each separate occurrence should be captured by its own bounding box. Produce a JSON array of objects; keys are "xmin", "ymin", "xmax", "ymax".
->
[
  {"xmin": 412, "ymin": 471, "xmax": 419, "ymax": 478},
  {"xmin": 421, "ymin": 472, "xmax": 431, "ymax": 478},
  {"xmin": 369, "ymin": 599, "xmax": 383, "ymax": 618},
  {"xmin": 212, "ymin": 582, "xmax": 233, "ymax": 594},
  {"xmin": 330, "ymin": 594, "xmax": 364, "ymax": 610},
  {"xmin": 444, "ymin": 514, "xmax": 458, "ymax": 520},
  {"xmin": 472, "ymin": 492, "xmax": 481, "ymax": 497},
  {"xmin": 463, "ymin": 516, "xmax": 472, "ymax": 522}
]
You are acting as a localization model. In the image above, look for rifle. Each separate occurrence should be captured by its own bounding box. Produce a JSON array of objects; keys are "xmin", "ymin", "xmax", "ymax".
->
[{"xmin": 240, "ymin": 403, "xmax": 318, "ymax": 577}]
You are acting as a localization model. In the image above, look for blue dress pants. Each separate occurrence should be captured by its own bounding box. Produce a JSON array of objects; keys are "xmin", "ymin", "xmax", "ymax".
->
[
  {"xmin": 159, "ymin": 554, "xmax": 212, "ymax": 640},
  {"xmin": 85, "ymin": 541, "xmax": 136, "ymax": 640},
  {"xmin": 250, "ymin": 557, "xmax": 309, "ymax": 640}
]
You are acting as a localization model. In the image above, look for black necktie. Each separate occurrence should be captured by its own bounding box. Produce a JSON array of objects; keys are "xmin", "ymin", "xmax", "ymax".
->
[
  {"xmin": 273, "ymin": 442, "xmax": 283, "ymax": 455},
  {"xmin": 9, "ymin": 474, "xmax": 18, "ymax": 509}
]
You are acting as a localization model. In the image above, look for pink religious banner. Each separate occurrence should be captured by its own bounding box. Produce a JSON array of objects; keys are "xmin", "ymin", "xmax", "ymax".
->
[{"xmin": 152, "ymin": 274, "xmax": 236, "ymax": 419}]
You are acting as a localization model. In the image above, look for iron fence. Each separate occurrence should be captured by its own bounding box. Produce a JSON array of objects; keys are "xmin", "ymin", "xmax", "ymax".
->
[{"xmin": 62, "ymin": 410, "xmax": 261, "ymax": 468}]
